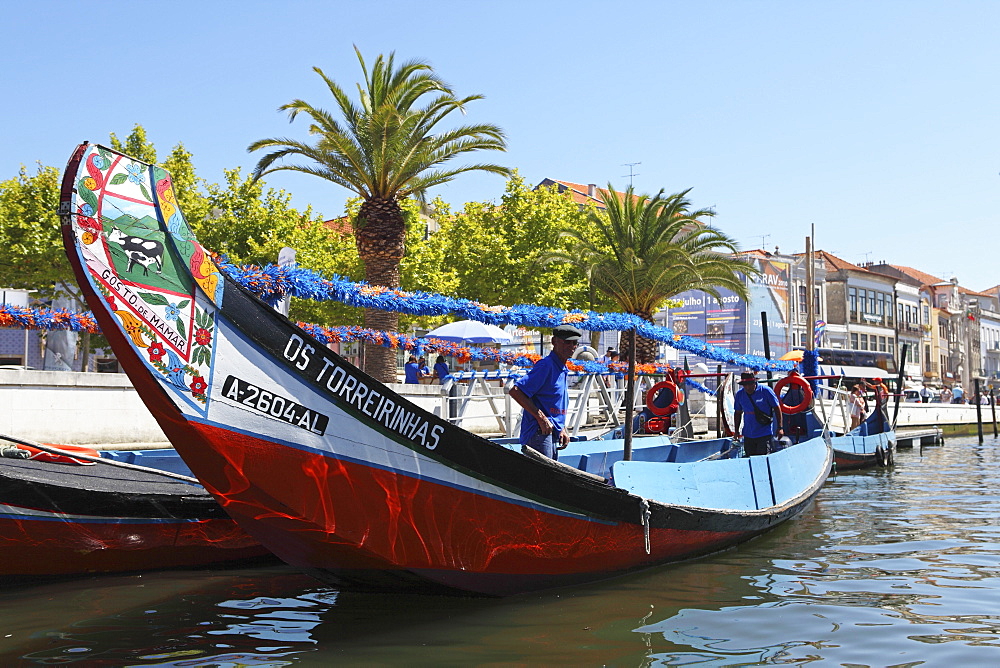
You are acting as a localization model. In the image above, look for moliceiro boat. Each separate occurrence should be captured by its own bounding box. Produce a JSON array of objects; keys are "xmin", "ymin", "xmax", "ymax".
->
[
  {"xmin": 58, "ymin": 143, "xmax": 833, "ymax": 595},
  {"xmin": 0, "ymin": 437, "xmax": 270, "ymax": 577}
]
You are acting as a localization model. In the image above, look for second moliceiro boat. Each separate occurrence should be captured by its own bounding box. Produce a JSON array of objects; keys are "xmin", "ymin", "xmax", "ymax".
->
[{"xmin": 59, "ymin": 143, "xmax": 832, "ymax": 595}]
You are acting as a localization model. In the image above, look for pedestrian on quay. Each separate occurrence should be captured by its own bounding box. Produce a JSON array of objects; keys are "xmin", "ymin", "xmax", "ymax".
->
[
  {"xmin": 868, "ymin": 377, "xmax": 890, "ymax": 404},
  {"xmin": 952, "ymin": 383, "xmax": 965, "ymax": 404},
  {"xmin": 849, "ymin": 384, "xmax": 868, "ymax": 430},
  {"xmin": 433, "ymin": 355, "xmax": 450, "ymax": 384},
  {"xmin": 404, "ymin": 355, "xmax": 422, "ymax": 384},
  {"xmin": 507, "ymin": 324, "xmax": 583, "ymax": 460},
  {"xmin": 732, "ymin": 371, "xmax": 784, "ymax": 456},
  {"xmin": 940, "ymin": 385, "xmax": 953, "ymax": 404}
]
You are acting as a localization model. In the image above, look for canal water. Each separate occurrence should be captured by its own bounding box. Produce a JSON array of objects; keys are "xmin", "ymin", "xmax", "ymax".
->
[{"xmin": 1, "ymin": 436, "xmax": 998, "ymax": 665}]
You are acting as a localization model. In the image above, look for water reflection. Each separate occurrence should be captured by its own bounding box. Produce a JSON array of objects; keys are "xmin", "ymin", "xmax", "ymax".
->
[{"xmin": 0, "ymin": 437, "xmax": 998, "ymax": 665}]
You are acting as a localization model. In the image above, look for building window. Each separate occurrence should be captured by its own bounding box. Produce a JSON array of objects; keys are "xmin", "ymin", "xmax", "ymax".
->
[
  {"xmin": 851, "ymin": 333, "xmax": 859, "ymax": 349},
  {"xmin": 858, "ymin": 289, "xmax": 867, "ymax": 313},
  {"xmin": 879, "ymin": 336, "xmax": 887, "ymax": 352},
  {"xmin": 849, "ymin": 287, "xmax": 857, "ymax": 315},
  {"xmin": 798, "ymin": 285, "xmax": 807, "ymax": 315},
  {"xmin": 860, "ymin": 334, "xmax": 869, "ymax": 350},
  {"xmin": 95, "ymin": 357, "xmax": 119, "ymax": 373}
]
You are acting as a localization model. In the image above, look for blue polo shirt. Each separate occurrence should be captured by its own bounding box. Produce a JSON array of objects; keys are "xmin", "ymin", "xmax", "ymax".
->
[
  {"xmin": 404, "ymin": 362, "xmax": 421, "ymax": 384},
  {"xmin": 734, "ymin": 384, "xmax": 781, "ymax": 438},
  {"xmin": 515, "ymin": 352, "xmax": 569, "ymax": 444}
]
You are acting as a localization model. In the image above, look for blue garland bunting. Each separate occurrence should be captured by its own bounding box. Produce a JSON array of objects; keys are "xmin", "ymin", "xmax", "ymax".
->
[
  {"xmin": 220, "ymin": 261, "xmax": 796, "ymax": 373},
  {"xmin": 2, "ymin": 260, "xmax": 798, "ymax": 375}
]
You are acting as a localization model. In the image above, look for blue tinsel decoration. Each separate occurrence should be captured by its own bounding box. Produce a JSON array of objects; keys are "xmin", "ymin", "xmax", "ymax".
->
[{"xmin": 220, "ymin": 261, "xmax": 796, "ymax": 374}]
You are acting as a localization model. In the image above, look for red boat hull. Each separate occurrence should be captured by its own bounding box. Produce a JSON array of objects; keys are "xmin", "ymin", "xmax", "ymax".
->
[{"xmin": 0, "ymin": 513, "xmax": 266, "ymax": 577}]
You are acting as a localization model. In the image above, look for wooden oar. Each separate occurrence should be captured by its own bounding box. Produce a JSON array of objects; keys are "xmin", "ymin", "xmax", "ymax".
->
[{"xmin": 0, "ymin": 433, "xmax": 200, "ymax": 484}]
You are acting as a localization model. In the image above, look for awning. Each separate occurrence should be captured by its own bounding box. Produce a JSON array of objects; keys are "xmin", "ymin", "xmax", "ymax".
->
[{"xmin": 818, "ymin": 365, "xmax": 887, "ymax": 379}]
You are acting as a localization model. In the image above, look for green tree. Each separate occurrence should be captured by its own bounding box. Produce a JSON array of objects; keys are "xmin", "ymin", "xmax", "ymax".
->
[
  {"xmin": 0, "ymin": 164, "xmax": 73, "ymax": 300},
  {"xmin": 161, "ymin": 142, "xmax": 209, "ymax": 226},
  {"xmin": 561, "ymin": 184, "xmax": 757, "ymax": 364},
  {"xmin": 436, "ymin": 173, "xmax": 593, "ymax": 310},
  {"xmin": 247, "ymin": 48, "xmax": 511, "ymax": 383},
  {"xmin": 109, "ymin": 125, "xmax": 157, "ymax": 164}
]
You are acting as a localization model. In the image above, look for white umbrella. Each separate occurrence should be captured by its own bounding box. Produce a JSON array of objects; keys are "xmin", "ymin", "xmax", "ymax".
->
[{"xmin": 426, "ymin": 320, "xmax": 513, "ymax": 344}]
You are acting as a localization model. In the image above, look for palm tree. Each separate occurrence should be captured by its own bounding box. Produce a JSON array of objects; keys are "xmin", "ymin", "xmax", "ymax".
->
[
  {"xmin": 248, "ymin": 48, "xmax": 511, "ymax": 382},
  {"xmin": 560, "ymin": 184, "xmax": 758, "ymax": 459},
  {"xmin": 563, "ymin": 184, "xmax": 758, "ymax": 364}
]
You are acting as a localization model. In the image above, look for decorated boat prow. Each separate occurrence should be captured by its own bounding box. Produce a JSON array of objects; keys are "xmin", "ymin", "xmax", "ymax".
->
[{"xmin": 59, "ymin": 143, "xmax": 832, "ymax": 595}]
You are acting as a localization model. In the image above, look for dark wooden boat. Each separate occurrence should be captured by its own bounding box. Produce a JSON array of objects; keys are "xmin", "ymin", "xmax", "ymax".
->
[
  {"xmin": 829, "ymin": 407, "xmax": 896, "ymax": 471},
  {"xmin": 58, "ymin": 143, "xmax": 833, "ymax": 595},
  {"xmin": 0, "ymin": 439, "xmax": 270, "ymax": 577}
]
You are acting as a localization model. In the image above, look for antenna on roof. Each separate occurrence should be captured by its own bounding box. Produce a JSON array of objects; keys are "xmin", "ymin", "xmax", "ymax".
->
[{"xmin": 621, "ymin": 162, "xmax": 641, "ymax": 187}]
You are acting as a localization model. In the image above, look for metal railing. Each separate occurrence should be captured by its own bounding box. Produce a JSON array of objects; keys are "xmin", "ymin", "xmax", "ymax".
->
[{"xmin": 438, "ymin": 371, "xmax": 670, "ymax": 438}]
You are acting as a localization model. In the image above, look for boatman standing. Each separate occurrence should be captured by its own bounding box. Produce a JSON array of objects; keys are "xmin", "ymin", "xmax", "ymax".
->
[
  {"xmin": 732, "ymin": 370, "xmax": 784, "ymax": 456},
  {"xmin": 508, "ymin": 324, "xmax": 583, "ymax": 460}
]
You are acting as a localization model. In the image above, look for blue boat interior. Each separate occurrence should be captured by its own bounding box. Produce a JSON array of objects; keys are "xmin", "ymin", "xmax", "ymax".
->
[
  {"xmin": 492, "ymin": 407, "xmax": 832, "ymax": 487},
  {"xmin": 100, "ymin": 449, "xmax": 195, "ymax": 478}
]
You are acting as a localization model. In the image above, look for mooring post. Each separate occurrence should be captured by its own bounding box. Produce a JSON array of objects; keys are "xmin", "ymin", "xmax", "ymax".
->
[
  {"xmin": 991, "ymin": 388, "xmax": 998, "ymax": 439},
  {"xmin": 761, "ymin": 311, "xmax": 772, "ymax": 382},
  {"xmin": 716, "ymin": 363, "xmax": 723, "ymax": 438},
  {"xmin": 975, "ymin": 378, "xmax": 984, "ymax": 444}
]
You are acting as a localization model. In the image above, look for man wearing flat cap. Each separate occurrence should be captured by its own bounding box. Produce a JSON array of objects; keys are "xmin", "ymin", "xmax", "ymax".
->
[
  {"xmin": 508, "ymin": 324, "xmax": 583, "ymax": 460},
  {"xmin": 733, "ymin": 370, "xmax": 783, "ymax": 456}
]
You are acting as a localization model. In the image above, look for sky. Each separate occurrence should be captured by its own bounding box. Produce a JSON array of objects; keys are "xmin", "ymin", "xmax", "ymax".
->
[{"xmin": 3, "ymin": 0, "xmax": 999, "ymax": 290}]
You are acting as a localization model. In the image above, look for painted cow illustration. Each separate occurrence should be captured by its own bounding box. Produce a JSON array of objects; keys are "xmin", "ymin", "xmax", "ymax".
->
[{"xmin": 107, "ymin": 227, "xmax": 164, "ymax": 276}]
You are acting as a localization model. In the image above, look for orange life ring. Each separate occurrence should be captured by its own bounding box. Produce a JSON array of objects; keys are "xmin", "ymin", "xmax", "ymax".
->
[
  {"xmin": 774, "ymin": 373, "xmax": 813, "ymax": 414},
  {"xmin": 646, "ymin": 379, "xmax": 679, "ymax": 416}
]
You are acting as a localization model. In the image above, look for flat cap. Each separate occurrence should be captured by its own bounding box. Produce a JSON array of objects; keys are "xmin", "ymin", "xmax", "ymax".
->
[{"xmin": 552, "ymin": 324, "xmax": 583, "ymax": 341}]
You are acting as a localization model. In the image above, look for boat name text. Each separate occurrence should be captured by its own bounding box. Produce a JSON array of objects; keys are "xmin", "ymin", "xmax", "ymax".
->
[{"xmin": 282, "ymin": 334, "xmax": 443, "ymax": 450}]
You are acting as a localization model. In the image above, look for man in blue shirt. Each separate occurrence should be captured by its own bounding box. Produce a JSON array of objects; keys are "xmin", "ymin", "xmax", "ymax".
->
[
  {"xmin": 508, "ymin": 324, "xmax": 582, "ymax": 460},
  {"xmin": 733, "ymin": 371, "xmax": 784, "ymax": 456}
]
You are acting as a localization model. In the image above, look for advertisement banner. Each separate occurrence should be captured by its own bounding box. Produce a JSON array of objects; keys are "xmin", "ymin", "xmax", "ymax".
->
[{"xmin": 667, "ymin": 256, "xmax": 790, "ymax": 369}]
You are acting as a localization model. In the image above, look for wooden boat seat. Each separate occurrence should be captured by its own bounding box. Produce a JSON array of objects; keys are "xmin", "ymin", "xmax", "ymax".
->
[
  {"xmin": 100, "ymin": 449, "xmax": 194, "ymax": 477},
  {"xmin": 577, "ymin": 444, "xmax": 675, "ymax": 480}
]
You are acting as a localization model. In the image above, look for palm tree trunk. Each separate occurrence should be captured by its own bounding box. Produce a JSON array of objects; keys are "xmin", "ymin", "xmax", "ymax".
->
[
  {"xmin": 355, "ymin": 197, "xmax": 406, "ymax": 384},
  {"xmin": 632, "ymin": 311, "xmax": 659, "ymax": 364}
]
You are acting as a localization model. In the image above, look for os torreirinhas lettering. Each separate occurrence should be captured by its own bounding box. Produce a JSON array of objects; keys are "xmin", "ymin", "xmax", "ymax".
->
[{"xmin": 282, "ymin": 334, "xmax": 443, "ymax": 450}]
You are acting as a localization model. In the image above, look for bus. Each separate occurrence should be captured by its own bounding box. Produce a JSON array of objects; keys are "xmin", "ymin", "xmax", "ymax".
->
[{"xmin": 815, "ymin": 347, "xmax": 897, "ymax": 376}]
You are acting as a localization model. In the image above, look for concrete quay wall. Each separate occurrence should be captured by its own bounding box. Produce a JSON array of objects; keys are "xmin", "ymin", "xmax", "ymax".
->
[
  {"xmin": 0, "ymin": 370, "xmax": 504, "ymax": 446},
  {"xmin": 0, "ymin": 369, "xmax": 168, "ymax": 445}
]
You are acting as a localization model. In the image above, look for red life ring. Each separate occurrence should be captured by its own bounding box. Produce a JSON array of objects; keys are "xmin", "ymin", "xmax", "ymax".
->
[
  {"xmin": 646, "ymin": 380, "xmax": 679, "ymax": 416},
  {"xmin": 774, "ymin": 373, "xmax": 813, "ymax": 414}
]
